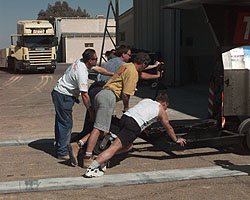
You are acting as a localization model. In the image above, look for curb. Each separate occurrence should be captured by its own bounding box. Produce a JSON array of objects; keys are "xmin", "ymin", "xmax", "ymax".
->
[
  {"xmin": 0, "ymin": 164, "xmax": 249, "ymax": 194},
  {"xmin": 0, "ymin": 138, "xmax": 54, "ymax": 147}
]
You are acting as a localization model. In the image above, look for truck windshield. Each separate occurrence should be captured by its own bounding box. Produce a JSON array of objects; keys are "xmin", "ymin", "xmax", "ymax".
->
[{"xmin": 23, "ymin": 36, "xmax": 55, "ymax": 48}]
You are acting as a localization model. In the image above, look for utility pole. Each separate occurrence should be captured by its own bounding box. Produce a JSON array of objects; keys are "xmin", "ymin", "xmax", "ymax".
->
[{"xmin": 115, "ymin": 0, "xmax": 119, "ymax": 46}]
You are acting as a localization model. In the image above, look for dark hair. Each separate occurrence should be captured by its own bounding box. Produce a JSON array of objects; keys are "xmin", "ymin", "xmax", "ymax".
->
[
  {"xmin": 105, "ymin": 50, "xmax": 112, "ymax": 57},
  {"xmin": 115, "ymin": 45, "xmax": 130, "ymax": 57},
  {"xmin": 133, "ymin": 52, "xmax": 151, "ymax": 65},
  {"xmin": 105, "ymin": 50, "xmax": 116, "ymax": 60},
  {"xmin": 82, "ymin": 49, "xmax": 96, "ymax": 63},
  {"xmin": 156, "ymin": 93, "xmax": 170, "ymax": 105}
]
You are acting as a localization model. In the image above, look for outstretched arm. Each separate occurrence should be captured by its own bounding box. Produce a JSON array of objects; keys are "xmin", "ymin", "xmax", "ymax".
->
[
  {"xmin": 144, "ymin": 61, "xmax": 160, "ymax": 70},
  {"xmin": 140, "ymin": 70, "xmax": 161, "ymax": 80},
  {"xmin": 92, "ymin": 66, "xmax": 115, "ymax": 76},
  {"xmin": 158, "ymin": 105, "xmax": 186, "ymax": 146}
]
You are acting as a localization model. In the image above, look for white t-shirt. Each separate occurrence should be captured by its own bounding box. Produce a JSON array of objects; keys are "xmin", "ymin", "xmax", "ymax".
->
[
  {"xmin": 125, "ymin": 99, "xmax": 160, "ymax": 131},
  {"xmin": 54, "ymin": 58, "xmax": 89, "ymax": 98}
]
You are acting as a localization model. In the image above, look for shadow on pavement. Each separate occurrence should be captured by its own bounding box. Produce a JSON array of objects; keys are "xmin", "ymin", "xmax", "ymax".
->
[
  {"xmin": 106, "ymin": 144, "xmax": 229, "ymax": 169},
  {"xmin": 215, "ymin": 144, "xmax": 250, "ymax": 156},
  {"xmin": 27, "ymin": 132, "xmax": 84, "ymax": 156},
  {"xmin": 28, "ymin": 137, "xmax": 80, "ymax": 167},
  {"xmin": 214, "ymin": 160, "xmax": 250, "ymax": 175},
  {"xmin": 108, "ymin": 152, "xmax": 130, "ymax": 168},
  {"xmin": 28, "ymin": 139, "xmax": 56, "ymax": 158},
  {"xmin": 109, "ymin": 140, "xmax": 250, "ymax": 165}
]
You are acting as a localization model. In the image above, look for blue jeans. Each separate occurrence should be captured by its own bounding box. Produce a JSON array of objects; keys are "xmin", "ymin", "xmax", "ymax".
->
[{"xmin": 51, "ymin": 90, "xmax": 74, "ymax": 156}]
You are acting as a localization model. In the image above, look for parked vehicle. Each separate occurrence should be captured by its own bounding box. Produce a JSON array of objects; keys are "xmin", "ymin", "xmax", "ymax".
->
[{"xmin": 6, "ymin": 20, "xmax": 57, "ymax": 73}]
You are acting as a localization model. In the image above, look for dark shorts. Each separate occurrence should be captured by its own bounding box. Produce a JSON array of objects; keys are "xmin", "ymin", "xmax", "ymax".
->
[
  {"xmin": 88, "ymin": 81, "xmax": 106, "ymax": 106},
  {"xmin": 116, "ymin": 115, "xmax": 141, "ymax": 147}
]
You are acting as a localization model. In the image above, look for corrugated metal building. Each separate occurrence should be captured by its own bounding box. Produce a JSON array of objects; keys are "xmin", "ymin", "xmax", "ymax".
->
[{"xmin": 132, "ymin": 0, "xmax": 216, "ymax": 86}]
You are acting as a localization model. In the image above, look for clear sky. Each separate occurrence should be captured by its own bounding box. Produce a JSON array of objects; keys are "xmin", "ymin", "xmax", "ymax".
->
[{"xmin": 0, "ymin": 0, "xmax": 133, "ymax": 48}]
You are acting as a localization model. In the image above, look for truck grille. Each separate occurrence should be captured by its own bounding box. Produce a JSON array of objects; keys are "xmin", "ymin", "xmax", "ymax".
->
[{"xmin": 28, "ymin": 50, "xmax": 52, "ymax": 65}]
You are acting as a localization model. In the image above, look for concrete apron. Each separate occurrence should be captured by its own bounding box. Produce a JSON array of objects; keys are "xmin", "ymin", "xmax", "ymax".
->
[{"xmin": 0, "ymin": 164, "xmax": 249, "ymax": 194}]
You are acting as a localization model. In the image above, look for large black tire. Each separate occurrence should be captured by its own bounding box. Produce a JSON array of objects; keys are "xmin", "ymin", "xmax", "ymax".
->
[
  {"xmin": 7, "ymin": 57, "xmax": 14, "ymax": 70},
  {"xmin": 13, "ymin": 60, "xmax": 18, "ymax": 74},
  {"xmin": 247, "ymin": 129, "xmax": 250, "ymax": 151},
  {"xmin": 238, "ymin": 118, "xmax": 250, "ymax": 150}
]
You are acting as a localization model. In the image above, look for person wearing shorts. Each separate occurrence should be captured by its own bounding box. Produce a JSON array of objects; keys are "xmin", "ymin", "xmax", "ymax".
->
[
  {"xmin": 84, "ymin": 93, "xmax": 187, "ymax": 178},
  {"xmin": 82, "ymin": 52, "xmax": 151, "ymax": 167}
]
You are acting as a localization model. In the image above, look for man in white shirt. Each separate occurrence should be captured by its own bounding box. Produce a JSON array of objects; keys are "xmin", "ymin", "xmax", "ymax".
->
[
  {"xmin": 84, "ymin": 93, "xmax": 187, "ymax": 177},
  {"xmin": 51, "ymin": 49, "xmax": 114, "ymax": 160}
]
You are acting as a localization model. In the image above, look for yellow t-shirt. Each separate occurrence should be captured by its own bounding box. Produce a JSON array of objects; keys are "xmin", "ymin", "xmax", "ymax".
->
[{"xmin": 103, "ymin": 62, "xmax": 139, "ymax": 101}]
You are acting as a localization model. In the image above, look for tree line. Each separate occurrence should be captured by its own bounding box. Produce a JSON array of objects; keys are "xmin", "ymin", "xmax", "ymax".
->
[{"xmin": 37, "ymin": 1, "xmax": 90, "ymax": 23}]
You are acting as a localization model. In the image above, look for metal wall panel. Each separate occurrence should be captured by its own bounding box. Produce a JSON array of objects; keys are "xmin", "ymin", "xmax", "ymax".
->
[
  {"xmin": 134, "ymin": 0, "xmax": 180, "ymax": 86},
  {"xmin": 224, "ymin": 69, "xmax": 250, "ymax": 116}
]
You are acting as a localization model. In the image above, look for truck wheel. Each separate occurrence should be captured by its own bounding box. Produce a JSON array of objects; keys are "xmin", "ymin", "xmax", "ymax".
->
[
  {"xmin": 247, "ymin": 129, "xmax": 250, "ymax": 150},
  {"xmin": 7, "ymin": 57, "xmax": 14, "ymax": 70},
  {"xmin": 49, "ymin": 69, "xmax": 55, "ymax": 74},
  {"xmin": 238, "ymin": 118, "xmax": 250, "ymax": 135},
  {"xmin": 13, "ymin": 60, "xmax": 19, "ymax": 74},
  {"xmin": 238, "ymin": 119, "xmax": 250, "ymax": 150}
]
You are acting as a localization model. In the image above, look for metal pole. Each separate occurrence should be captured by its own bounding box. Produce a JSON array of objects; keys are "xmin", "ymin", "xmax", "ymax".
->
[
  {"xmin": 99, "ymin": 2, "xmax": 111, "ymax": 66},
  {"xmin": 115, "ymin": 0, "xmax": 119, "ymax": 46}
]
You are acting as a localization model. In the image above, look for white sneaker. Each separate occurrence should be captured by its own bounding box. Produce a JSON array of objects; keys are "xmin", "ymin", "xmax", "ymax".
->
[
  {"xmin": 99, "ymin": 162, "xmax": 107, "ymax": 172},
  {"xmin": 85, "ymin": 167, "xmax": 104, "ymax": 178},
  {"xmin": 109, "ymin": 131, "xmax": 117, "ymax": 139}
]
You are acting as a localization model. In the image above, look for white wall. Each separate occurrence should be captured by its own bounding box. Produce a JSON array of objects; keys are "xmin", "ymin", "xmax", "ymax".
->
[
  {"xmin": 65, "ymin": 36, "xmax": 116, "ymax": 64},
  {"xmin": 60, "ymin": 18, "xmax": 115, "ymax": 33},
  {"xmin": 55, "ymin": 17, "xmax": 116, "ymax": 63}
]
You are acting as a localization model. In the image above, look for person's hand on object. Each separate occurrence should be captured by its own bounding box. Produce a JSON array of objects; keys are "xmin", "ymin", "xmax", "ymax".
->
[{"xmin": 176, "ymin": 138, "xmax": 187, "ymax": 147}]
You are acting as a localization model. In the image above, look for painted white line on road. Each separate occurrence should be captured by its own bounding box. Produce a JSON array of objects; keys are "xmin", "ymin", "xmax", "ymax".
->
[
  {"xmin": 0, "ymin": 75, "xmax": 53, "ymax": 105},
  {"xmin": 0, "ymin": 138, "xmax": 54, "ymax": 147},
  {"xmin": 0, "ymin": 164, "xmax": 249, "ymax": 194}
]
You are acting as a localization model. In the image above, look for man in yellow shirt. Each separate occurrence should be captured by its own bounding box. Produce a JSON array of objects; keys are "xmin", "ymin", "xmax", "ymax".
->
[{"xmin": 83, "ymin": 52, "xmax": 151, "ymax": 167}]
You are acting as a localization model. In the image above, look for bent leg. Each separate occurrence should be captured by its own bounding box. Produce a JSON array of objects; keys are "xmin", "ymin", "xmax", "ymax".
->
[
  {"xmin": 86, "ymin": 128, "xmax": 101, "ymax": 154},
  {"xmin": 116, "ymin": 144, "xmax": 133, "ymax": 155}
]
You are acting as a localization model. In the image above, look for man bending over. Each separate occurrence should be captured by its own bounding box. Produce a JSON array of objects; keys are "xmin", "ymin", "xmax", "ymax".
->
[{"xmin": 84, "ymin": 93, "xmax": 187, "ymax": 177}]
